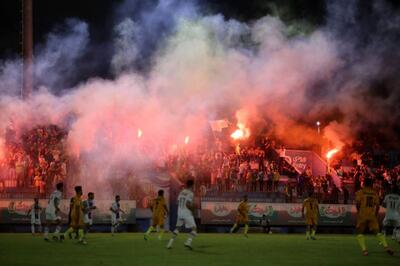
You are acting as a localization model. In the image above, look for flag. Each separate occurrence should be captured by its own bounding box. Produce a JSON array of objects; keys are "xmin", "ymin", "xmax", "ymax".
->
[{"xmin": 209, "ymin": 119, "xmax": 230, "ymax": 132}]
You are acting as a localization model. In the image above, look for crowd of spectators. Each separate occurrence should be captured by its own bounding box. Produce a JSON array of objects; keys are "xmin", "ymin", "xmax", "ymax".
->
[
  {"xmin": 0, "ymin": 125, "xmax": 68, "ymax": 198},
  {"xmin": 1, "ymin": 124, "xmax": 399, "ymax": 204},
  {"xmin": 333, "ymin": 163, "xmax": 400, "ymax": 202},
  {"xmin": 166, "ymin": 137, "xmax": 400, "ymax": 204},
  {"xmin": 166, "ymin": 140, "xmax": 301, "ymax": 197}
]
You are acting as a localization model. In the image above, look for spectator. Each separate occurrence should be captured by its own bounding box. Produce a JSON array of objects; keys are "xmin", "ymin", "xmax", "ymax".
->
[
  {"xmin": 278, "ymin": 145, "xmax": 286, "ymax": 160},
  {"xmin": 260, "ymin": 214, "xmax": 271, "ymax": 233},
  {"xmin": 298, "ymin": 174, "xmax": 305, "ymax": 197},
  {"xmin": 285, "ymin": 183, "xmax": 293, "ymax": 202},
  {"xmin": 258, "ymin": 170, "xmax": 265, "ymax": 192},
  {"xmin": 342, "ymin": 185, "xmax": 349, "ymax": 204},
  {"xmin": 246, "ymin": 170, "xmax": 252, "ymax": 191},
  {"xmin": 331, "ymin": 184, "xmax": 340, "ymax": 204},
  {"xmin": 273, "ymin": 170, "xmax": 280, "ymax": 192},
  {"xmin": 0, "ymin": 125, "xmax": 68, "ymax": 197},
  {"xmin": 251, "ymin": 171, "xmax": 258, "ymax": 192}
]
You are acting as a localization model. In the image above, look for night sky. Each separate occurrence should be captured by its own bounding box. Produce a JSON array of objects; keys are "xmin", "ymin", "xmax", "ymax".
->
[
  {"xmin": 1, "ymin": 0, "xmax": 399, "ymax": 57},
  {"xmin": 0, "ymin": 0, "xmax": 399, "ymax": 103},
  {"xmin": 0, "ymin": 0, "xmax": 329, "ymax": 58}
]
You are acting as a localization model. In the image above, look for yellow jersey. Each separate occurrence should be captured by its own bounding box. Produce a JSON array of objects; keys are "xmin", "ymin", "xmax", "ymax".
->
[
  {"xmin": 303, "ymin": 197, "xmax": 319, "ymax": 216},
  {"xmin": 238, "ymin": 201, "xmax": 249, "ymax": 217},
  {"xmin": 355, "ymin": 187, "xmax": 379, "ymax": 219},
  {"xmin": 151, "ymin": 196, "xmax": 167, "ymax": 217},
  {"xmin": 69, "ymin": 195, "xmax": 84, "ymax": 227}
]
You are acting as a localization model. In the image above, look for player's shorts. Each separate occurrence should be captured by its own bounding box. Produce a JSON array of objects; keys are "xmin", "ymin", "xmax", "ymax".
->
[
  {"xmin": 45, "ymin": 211, "xmax": 61, "ymax": 222},
  {"xmin": 176, "ymin": 214, "xmax": 196, "ymax": 229},
  {"xmin": 31, "ymin": 218, "xmax": 41, "ymax": 225},
  {"xmin": 84, "ymin": 214, "xmax": 93, "ymax": 225},
  {"xmin": 356, "ymin": 217, "xmax": 380, "ymax": 233},
  {"xmin": 111, "ymin": 214, "xmax": 122, "ymax": 225},
  {"xmin": 235, "ymin": 215, "xmax": 249, "ymax": 224},
  {"xmin": 305, "ymin": 215, "xmax": 318, "ymax": 226},
  {"xmin": 152, "ymin": 215, "xmax": 165, "ymax": 226},
  {"xmin": 70, "ymin": 213, "xmax": 84, "ymax": 228},
  {"xmin": 383, "ymin": 218, "xmax": 400, "ymax": 228}
]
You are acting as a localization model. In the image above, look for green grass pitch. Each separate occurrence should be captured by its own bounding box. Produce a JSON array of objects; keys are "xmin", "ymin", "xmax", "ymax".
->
[{"xmin": 0, "ymin": 233, "xmax": 399, "ymax": 266}]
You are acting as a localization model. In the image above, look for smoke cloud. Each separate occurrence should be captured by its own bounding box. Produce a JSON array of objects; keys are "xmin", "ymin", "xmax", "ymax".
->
[{"xmin": 0, "ymin": 0, "xmax": 399, "ymax": 196}]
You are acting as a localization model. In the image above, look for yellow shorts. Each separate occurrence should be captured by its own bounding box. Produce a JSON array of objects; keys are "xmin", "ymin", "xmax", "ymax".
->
[
  {"xmin": 236, "ymin": 215, "xmax": 249, "ymax": 225},
  {"xmin": 356, "ymin": 217, "xmax": 379, "ymax": 233},
  {"xmin": 70, "ymin": 213, "xmax": 84, "ymax": 229},
  {"xmin": 305, "ymin": 215, "xmax": 318, "ymax": 226},
  {"xmin": 152, "ymin": 215, "xmax": 165, "ymax": 227}
]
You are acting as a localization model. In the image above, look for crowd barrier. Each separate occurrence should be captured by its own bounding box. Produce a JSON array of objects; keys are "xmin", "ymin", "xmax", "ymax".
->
[
  {"xmin": 201, "ymin": 199, "xmax": 384, "ymax": 226},
  {"xmin": 0, "ymin": 199, "xmax": 136, "ymax": 224},
  {"xmin": 0, "ymin": 198, "xmax": 386, "ymax": 228}
]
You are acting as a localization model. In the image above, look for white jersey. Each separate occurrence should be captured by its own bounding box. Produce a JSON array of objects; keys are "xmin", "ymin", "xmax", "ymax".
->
[
  {"xmin": 30, "ymin": 203, "xmax": 42, "ymax": 224},
  {"xmin": 383, "ymin": 194, "xmax": 400, "ymax": 220},
  {"xmin": 46, "ymin": 190, "xmax": 62, "ymax": 214},
  {"xmin": 177, "ymin": 189, "xmax": 194, "ymax": 217},
  {"xmin": 111, "ymin": 201, "xmax": 122, "ymax": 222},
  {"xmin": 83, "ymin": 199, "xmax": 95, "ymax": 224}
]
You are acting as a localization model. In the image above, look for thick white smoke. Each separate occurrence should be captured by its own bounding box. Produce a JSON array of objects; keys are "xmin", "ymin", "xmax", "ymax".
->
[{"xmin": 0, "ymin": 0, "xmax": 399, "ymax": 196}]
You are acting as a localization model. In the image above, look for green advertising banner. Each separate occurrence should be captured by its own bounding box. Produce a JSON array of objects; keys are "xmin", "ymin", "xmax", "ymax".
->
[
  {"xmin": 201, "ymin": 202, "xmax": 384, "ymax": 226},
  {"xmin": 0, "ymin": 199, "xmax": 136, "ymax": 224}
]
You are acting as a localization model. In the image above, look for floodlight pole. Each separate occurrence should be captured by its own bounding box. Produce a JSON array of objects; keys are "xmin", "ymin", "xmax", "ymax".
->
[{"xmin": 22, "ymin": 0, "xmax": 33, "ymax": 99}]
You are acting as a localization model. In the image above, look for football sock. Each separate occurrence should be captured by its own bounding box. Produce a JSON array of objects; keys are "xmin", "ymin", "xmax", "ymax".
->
[
  {"xmin": 172, "ymin": 229, "xmax": 179, "ymax": 239},
  {"xmin": 31, "ymin": 224, "xmax": 35, "ymax": 234},
  {"xmin": 64, "ymin": 227, "xmax": 74, "ymax": 238},
  {"xmin": 244, "ymin": 224, "xmax": 249, "ymax": 235},
  {"xmin": 145, "ymin": 226, "xmax": 155, "ymax": 235},
  {"xmin": 167, "ymin": 229, "xmax": 179, "ymax": 248},
  {"xmin": 311, "ymin": 229, "xmax": 316, "ymax": 237},
  {"xmin": 78, "ymin": 229, "xmax": 84, "ymax": 241},
  {"xmin": 158, "ymin": 229, "xmax": 164, "ymax": 240},
  {"xmin": 230, "ymin": 224, "xmax": 238, "ymax": 233},
  {"xmin": 54, "ymin": 225, "xmax": 61, "ymax": 237},
  {"xmin": 306, "ymin": 230, "xmax": 310, "ymax": 238},
  {"xmin": 376, "ymin": 233, "xmax": 388, "ymax": 248},
  {"xmin": 186, "ymin": 231, "xmax": 197, "ymax": 245},
  {"xmin": 357, "ymin": 234, "xmax": 367, "ymax": 251},
  {"xmin": 396, "ymin": 228, "xmax": 400, "ymax": 240},
  {"xmin": 44, "ymin": 226, "xmax": 49, "ymax": 238}
]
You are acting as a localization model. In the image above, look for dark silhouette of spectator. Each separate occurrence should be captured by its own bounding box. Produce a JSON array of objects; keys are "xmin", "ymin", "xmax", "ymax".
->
[
  {"xmin": 331, "ymin": 184, "xmax": 340, "ymax": 204},
  {"xmin": 342, "ymin": 185, "xmax": 349, "ymax": 204}
]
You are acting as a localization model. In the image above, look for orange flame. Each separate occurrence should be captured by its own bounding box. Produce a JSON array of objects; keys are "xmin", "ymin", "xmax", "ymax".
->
[
  {"xmin": 137, "ymin": 129, "xmax": 143, "ymax": 138},
  {"xmin": 230, "ymin": 123, "xmax": 250, "ymax": 140},
  {"xmin": 326, "ymin": 148, "xmax": 339, "ymax": 159},
  {"xmin": 184, "ymin": 136, "xmax": 190, "ymax": 144}
]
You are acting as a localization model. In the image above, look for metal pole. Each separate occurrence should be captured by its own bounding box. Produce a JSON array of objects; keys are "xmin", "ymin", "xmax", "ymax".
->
[{"xmin": 22, "ymin": 0, "xmax": 33, "ymax": 99}]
